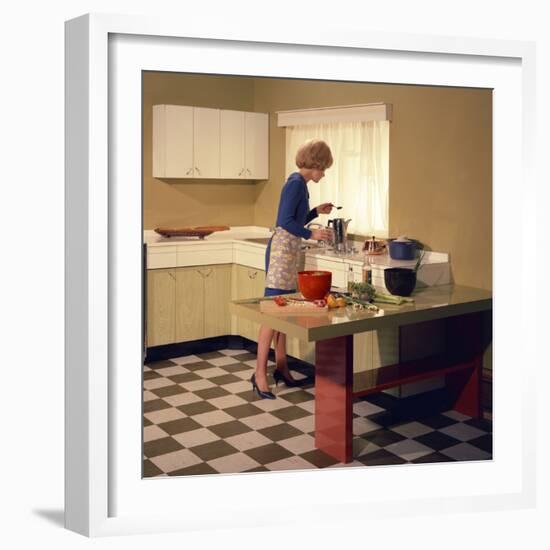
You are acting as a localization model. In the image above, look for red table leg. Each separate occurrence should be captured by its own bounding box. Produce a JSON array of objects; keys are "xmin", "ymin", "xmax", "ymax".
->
[
  {"xmin": 314, "ymin": 334, "xmax": 354, "ymax": 463},
  {"xmin": 445, "ymin": 312, "xmax": 484, "ymax": 418},
  {"xmin": 446, "ymin": 366, "xmax": 482, "ymax": 417}
]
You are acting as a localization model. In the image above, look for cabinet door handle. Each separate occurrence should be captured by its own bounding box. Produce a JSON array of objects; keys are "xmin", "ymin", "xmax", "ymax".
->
[
  {"xmin": 168, "ymin": 271, "xmax": 175, "ymax": 280},
  {"xmin": 186, "ymin": 167, "xmax": 193, "ymax": 175},
  {"xmin": 195, "ymin": 166, "xmax": 201, "ymax": 175},
  {"xmin": 248, "ymin": 271, "xmax": 257, "ymax": 279},
  {"xmin": 198, "ymin": 268, "xmax": 212, "ymax": 278},
  {"xmin": 246, "ymin": 168, "xmax": 252, "ymax": 175}
]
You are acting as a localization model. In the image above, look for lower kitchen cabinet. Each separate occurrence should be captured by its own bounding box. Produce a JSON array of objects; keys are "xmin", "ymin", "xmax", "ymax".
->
[
  {"xmin": 287, "ymin": 337, "xmax": 315, "ymax": 365},
  {"xmin": 203, "ymin": 264, "xmax": 233, "ymax": 337},
  {"xmin": 175, "ymin": 266, "xmax": 205, "ymax": 342},
  {"xmin": 147, "ymin": 268, "xmax": 176, "ymax": 347},
  {"xmin": 147, "ymin": 264, "xmax": 232, "ymax": 347},
  {"xmin": 232, "ymin": 264, "xmax": 265, "ymax": 342},
  {"xmin": 352, "ymin": 328, "xmax": 400, "ymax": 374},
  {"xmin": 146, "ymin": 252, "xmax": 440, "ymax": 399}
]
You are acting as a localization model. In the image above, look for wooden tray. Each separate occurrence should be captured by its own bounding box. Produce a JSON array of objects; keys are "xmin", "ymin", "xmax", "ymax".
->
[
  {"xmin": 260, "ymin": 299, "xmax": 328, "ymax": 314},
  {"xmin": 154, "ymin": 225, "xmax": 230, "ymax": 238}
]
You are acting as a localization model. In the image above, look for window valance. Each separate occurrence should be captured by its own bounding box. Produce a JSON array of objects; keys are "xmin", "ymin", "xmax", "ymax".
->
[{"xmin": 277, "ymin": 103, "xmax": 392, "ymax": 127}]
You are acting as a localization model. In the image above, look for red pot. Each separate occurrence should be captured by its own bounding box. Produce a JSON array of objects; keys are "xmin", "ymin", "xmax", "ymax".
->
[{"xmin": 297, "ymin": 270, "xmax": 332, "ymax": 300}]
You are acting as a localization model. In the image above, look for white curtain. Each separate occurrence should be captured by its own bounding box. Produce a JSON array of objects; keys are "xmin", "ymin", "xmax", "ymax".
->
[{"xmin": 285, "ymin": 121, "xmax": 389, "ymax": 237}]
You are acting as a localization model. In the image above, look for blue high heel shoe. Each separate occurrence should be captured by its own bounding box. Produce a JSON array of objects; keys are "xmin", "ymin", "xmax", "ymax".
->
[
  {"xmin": 273, "ymin": 369, "xmax": 306, "ymax": 388},
  {"xmin": 250, "ymin": 374, "xmax": 276, "ymax": 400}
]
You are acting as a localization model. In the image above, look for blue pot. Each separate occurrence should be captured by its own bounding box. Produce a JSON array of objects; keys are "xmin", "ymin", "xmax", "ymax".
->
[{"xmin": 388, "ymin": 239, "xmax": 417, "ymax": 260}]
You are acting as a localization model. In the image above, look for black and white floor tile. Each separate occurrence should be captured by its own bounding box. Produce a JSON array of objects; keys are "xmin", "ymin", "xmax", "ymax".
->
[{"xmin": 143, "ymin": 349, "xmax": 492, "ymax": 477}]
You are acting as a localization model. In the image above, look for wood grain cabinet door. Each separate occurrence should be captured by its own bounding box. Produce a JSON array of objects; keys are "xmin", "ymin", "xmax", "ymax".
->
[
  {"xmin": 232, "ymin": 265, "xmax": 265, "ymax": 342},
  {"xmin": 232, "ymin": 264, "xmax": 253, "ymax": 341},
  {"xmin": 203, "ymin": 264, "xmax": 232, "ymax": 338},
  {"xmin": 175, "ymin": 267, "xmax": 205, "ymax": 342},
  {"xmin": 250, "ymin": 268, "xmax": 267, "ymax": 344},
  {"xmin": 147, "ymin": 268, "xmax": 176, "ymax": 347}
]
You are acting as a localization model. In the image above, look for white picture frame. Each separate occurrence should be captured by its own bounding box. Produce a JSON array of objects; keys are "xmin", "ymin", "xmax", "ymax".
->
[{"xmin": 65, "ymin": 13, "xmax": 537, "ymax": 537}]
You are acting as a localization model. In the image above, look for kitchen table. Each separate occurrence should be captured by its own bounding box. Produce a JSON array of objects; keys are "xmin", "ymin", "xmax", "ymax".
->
[{"xmin": 230, "ymin": 284, "xmax": 492, "ymax": 463}]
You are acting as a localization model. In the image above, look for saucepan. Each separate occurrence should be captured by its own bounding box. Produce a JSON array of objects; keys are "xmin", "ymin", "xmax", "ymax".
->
[{"xmin": 388, "ymin": 236, "xmax": 420, "ymax": 260}]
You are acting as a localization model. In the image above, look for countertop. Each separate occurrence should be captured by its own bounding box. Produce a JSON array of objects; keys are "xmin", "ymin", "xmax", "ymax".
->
[
  {"xmin": 229, "ymin": 284, "xmax": 491, "ymax": 342},
  {"xmin": 144, "ymin": 226, "xmax": 448, "ymax": 268}
]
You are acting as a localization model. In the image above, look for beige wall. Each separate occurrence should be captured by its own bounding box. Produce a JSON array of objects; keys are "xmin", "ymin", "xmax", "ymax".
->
[
  {"xmin": 251, "ymin": 78, "xmax": 492, "ymax": 291},
  {"xmin": 143, "ymin": 73, "xmax": 492, "ymax": 290},
  {"xmin": 143, "ymin": 72, "xmax": 258, "ymax": 228}
]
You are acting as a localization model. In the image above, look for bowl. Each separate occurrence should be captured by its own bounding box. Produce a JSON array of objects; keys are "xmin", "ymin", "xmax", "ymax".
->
[
  {"xmin": 384, "ymin": 268, "xmax": 417, "ymax": 296},
  {"xmin": 297, "ymin": 270, "xmax": 332, "ymax": 300}
]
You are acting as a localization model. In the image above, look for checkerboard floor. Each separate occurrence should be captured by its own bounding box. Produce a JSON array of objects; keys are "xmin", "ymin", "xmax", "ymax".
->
[{"xmin": 143, "ymin": 349, "xmax": 492, "ymax": 477}]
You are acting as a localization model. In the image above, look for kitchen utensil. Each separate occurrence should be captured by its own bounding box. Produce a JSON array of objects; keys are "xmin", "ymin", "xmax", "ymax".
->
[
  {"xmin": 328, "ymin": 218, "xmax": 352, "ymax": 253},
  {"xmin": 154, "ymin": 225, "xmax": 230, "ymax": 238},
  {"xmin": 297, "ymin": 270, "xmax": 332, "ymax": 300},
  {"xmin": 363, "ymin": 236, "xmax": 387, "ymax": 255},
  {"xmin": 384, "ymin": 267, "xmax": 417, "ymax": 296},
  {"xmin": 388, "ymin": 236, "xmax": 418, "ymax": 260}
]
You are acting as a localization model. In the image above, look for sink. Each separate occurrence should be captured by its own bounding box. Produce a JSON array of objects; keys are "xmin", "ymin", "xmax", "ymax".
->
[{"xmin": 243, "ymin": 237, "xmax": 325, "ymax": 251}]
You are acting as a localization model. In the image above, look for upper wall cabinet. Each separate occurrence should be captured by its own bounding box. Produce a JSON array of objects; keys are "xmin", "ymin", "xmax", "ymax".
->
[
  {"xmin": 220, "ymin": 110, "xmax": 269, "ymax": 179},
  {"xmin": 193, "ymin": 107, "xmax": 221, "ymax": 178},
  {"xmin": 153, "ymin": 105, "xmax": 220, "ymax": 178},
  {"xmin": 153, "ymin": 105, "xmax": 269, "ymax": 180}
]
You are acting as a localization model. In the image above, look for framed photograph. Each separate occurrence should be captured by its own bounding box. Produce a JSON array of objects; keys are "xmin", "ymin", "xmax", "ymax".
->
[{"xmin": 65, "ymin": 13, "xmax": 536, "ymax": 537}]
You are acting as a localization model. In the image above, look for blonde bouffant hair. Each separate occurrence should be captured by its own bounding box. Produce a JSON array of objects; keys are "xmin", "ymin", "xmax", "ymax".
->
[{"xmin": 295, "ymin": 139, "xmax": 333, "ymax": 170}]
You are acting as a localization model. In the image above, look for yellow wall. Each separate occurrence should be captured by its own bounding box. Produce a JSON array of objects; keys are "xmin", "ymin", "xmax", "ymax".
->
[
  {"xmin": 251, "ymin": 78, "xmax": 492, "ymax": 290},
  {"xmin": 143, "ymin": 73, "xmax": 492, "ymax": 290},
  {"xmin": 143, "ymin": 72, "xmax": 258, "ymax": 228}
]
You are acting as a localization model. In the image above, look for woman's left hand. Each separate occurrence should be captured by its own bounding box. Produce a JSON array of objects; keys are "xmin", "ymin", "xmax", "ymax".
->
[{"xmin": 316, "ymin": 203, "xmax": 334, "ymax": 214}]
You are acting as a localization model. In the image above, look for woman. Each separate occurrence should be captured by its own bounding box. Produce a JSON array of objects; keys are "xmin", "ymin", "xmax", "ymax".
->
[{"xmin": 252, "ymin": 139, "xmax": 335, "ymax": 399}]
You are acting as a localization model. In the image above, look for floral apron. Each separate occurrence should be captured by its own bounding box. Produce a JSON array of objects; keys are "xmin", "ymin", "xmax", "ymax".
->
[{"xmin": 265, "ymin": 227, "xmax": 301, "ymax": 290}]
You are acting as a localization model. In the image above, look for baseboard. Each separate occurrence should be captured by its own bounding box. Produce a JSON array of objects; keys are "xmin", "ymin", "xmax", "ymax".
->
[
  {"xmin": 145, "ymin": 335, "xmax": 246, "ymax": 363},
  {"xmin": 145, "ymin": 335, "xmax": 315, "ymax": 374}
]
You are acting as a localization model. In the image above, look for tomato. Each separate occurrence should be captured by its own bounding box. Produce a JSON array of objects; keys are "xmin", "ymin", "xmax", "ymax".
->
[{"xmin": 274, "ymin": 296, "xmax": 288, "ymax": 306}]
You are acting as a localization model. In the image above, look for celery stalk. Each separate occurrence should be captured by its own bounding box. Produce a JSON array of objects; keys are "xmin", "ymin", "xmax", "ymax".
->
[{"xmin": 373, "ymin": 292, "xmax": 414, "ymax": 305}]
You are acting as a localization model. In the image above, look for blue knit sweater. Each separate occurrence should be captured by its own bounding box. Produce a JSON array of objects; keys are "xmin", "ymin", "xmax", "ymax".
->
[{"xmin": 275, "ymin": 172, "xmax": 318, "ymax": 240}]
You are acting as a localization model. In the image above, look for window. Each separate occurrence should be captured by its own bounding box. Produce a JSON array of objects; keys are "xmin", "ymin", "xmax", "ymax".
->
[{"xmin": 280, "ymin": 105, "xmax": 390, "ymax": 237}]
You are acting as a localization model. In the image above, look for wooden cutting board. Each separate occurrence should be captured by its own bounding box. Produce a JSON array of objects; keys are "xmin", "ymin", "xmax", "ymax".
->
[{"xmin": 260, "ymin": 299, "xmax": 328, "ymax": 314}]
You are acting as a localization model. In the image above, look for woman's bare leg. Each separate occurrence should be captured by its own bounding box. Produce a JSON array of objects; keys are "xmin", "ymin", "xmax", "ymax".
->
[
  {"xmin": 255, "ymin": 324, "xmax": 275, "ymax": 391},
  {"xmin": 273, "ymin": 332, "xmax": 296, "ymax": 380}
]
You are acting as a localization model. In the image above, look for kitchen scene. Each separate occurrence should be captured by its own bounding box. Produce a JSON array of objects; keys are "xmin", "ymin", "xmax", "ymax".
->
[{"xmin": 142, "ymin": 72, "xmax": 493, "ymax": 477}]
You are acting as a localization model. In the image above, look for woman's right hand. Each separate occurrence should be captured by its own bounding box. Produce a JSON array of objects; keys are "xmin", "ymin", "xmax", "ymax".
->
[{"xmin": 311, "ymin": 228, "xmax": 333, "ymax": 242}]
